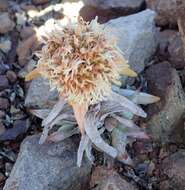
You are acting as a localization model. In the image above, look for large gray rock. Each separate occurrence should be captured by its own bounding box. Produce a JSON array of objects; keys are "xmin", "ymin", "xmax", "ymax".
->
[
  {"xmin": 3, "ymin": 135, "xmax": 91, "ymax": 190},
  {"xmin": 25, "ymin": 77, "xmax": 58, "ymax": 109},
  {"xmin": 145, "ymin": 62, "xmax": 185, "ymax": 143},
  {"xmin": 105, "ymin": 9, "xmax": 157, "ymax": 74}
]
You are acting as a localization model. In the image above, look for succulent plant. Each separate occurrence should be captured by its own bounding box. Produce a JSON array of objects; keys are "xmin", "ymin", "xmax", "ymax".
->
[{"xmin": 26, "ymin": 17, "xmax": 159, "ymax": 166}]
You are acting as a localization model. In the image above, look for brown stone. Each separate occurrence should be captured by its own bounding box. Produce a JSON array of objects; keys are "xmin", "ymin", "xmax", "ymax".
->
[
  {"xmin": 145, "ymin": 62, "xmax": 185, "ymax": 143},
  {"xmin": 6, "ymin": 70, "xmax": 17, "ymax": 83},
  {"xmin": 177, "ymin": 1, "xmax": 185, "ymax": 59},
  {"xmin": 161, "ymin": 150, "xmax": 185, "ymax": 190},
  {"xmin": 156, "ymin": 30, "xmax": 177, "ymax": 60},
  {"xmin": 0, "ymin": 98, "xmax": 9, "ymax": 110},
  {"xmin": 0, "ymin": 75, "xmax": 9, "ymax": 91},
  {"xmin": 32, "ymin": 0, "xmax": 49, "ymax": 5},
  {"xmin": 80, "ymin": 0, "xmax": 145, "ymax": 23},
  {"xmin": 146, "ymin": 0, "xmax": 179, "ymax": 27},
  {"xmin": 16, "ymin": 35, "xmax": 40, "ymax": 66},
  {"xmin": 20, "ymin": 26, "xmax": 36, "ymax": 40},
  {"xmin": 168, "ymin": 32, "xmax": 185, "ymax": 69},
  {"xmin": 92, "ymin": 172, "xmax": 138, "ymax": 190},
  {"xmin": 156, "ymin": 30, "xmax": 185, "ymax": 69}
]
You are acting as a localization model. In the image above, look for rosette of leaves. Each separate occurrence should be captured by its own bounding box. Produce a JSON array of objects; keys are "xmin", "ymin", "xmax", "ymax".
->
[{"xmin": 26, "ymin": 17, "xmax": 159, "ymax": 166}]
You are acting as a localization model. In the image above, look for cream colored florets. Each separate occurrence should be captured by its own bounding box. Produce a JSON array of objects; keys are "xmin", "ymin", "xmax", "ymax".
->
[{"xmin": 26, "ymin": 17, "xmax": 136, "ymax": 106}]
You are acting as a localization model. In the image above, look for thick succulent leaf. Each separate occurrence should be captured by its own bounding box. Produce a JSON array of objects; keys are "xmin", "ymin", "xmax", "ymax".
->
[
  {"xmin": 85, "ymin": 141, "xmax": 94, "ymax": 164},
  {"xmin": 57, "ymin": 123, "xmax": 76, "ymax": 132},
  {"xmin": 99, "ymin": 101, "xmax": 133, "ymax": 121},
  {"xmin": 42, "ymin": 98, "xmax": 66, "ymax": 127},
  {"xmin": 125, "ymin": 131, "xmax": 149, "ymax": 139},
  {"xmin": 47, "ymin": 127, "xmax": 79, "ymax": 142},
  {"xmin": 84, "ymin": 110, "xmax": 118, "ymax": 158},
  {"xmin": 112, "ymin": 86, "xmax": 160, "ymax": 105},
  {"xmin": 109, "ymin": 92, "xmax": 147, "ymax": 118},
  {"xmin": 112, "ymin": 127, "xmax": 133, "ymax": 166},
  {"xmin": 30, "ymin": 109, "xmax": 51, "ymax": 119},
  {"xmin": 39, "ymin": 112, "xmax": 74, "ymax": 144},
  {"xmin": 77, "ymin": 134, "xmax": 90, "ymax": 167},
  {"xmin": 113, "ymin": 115, "xmax": 139, "ymax": 130}
]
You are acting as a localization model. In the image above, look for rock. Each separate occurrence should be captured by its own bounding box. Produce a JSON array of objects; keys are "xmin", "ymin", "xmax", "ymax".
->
[
  {"xmin": 145, "ymin": 62, "xmax": 185, "ymax": 143},
  {"xmin": 159, "ymin": 181, "xmax": 170, "ymax": 190},
  {"xmin": 25, "ymin": 77, "xmax": 58, "ymax": 109},
  {"xmin": 80, "ymin": 6, "xmax": 110, "ymax": 23},
  {"xmin": 161, "ymin": 150, "xmax": 185, "ymax": 190},
  {"xmin": 20, "ymin": 27, "xmax": 36, "ymax": 40},
  {"xmin": 6, "ymin": 70, "xmax": 17, "ymax": 83},
  {"xmin": 0, "ymin": 122, "xmax": 5, "ymax": 136},
  {"xmin": 15, "ymin": 12, "xmax": 27, "ymax": 27},
  {"xmin": 0, "ymin": 13, "xmax": 15, "ymax": 34},
  {"xmin": 32, "ymin": 0, "xmax": 49, "ymax": 5},
  {"xmin": 0, "ymin": 0, "xmax": 8, "ymax": 11},
  {"xmin": 104, "ymin": 10, "xmax": 157, "ymax": 74},
  {"xmin": 81, "ymin": 0, "xmax": 145, "ymax": 23},
  {"xmin": 93, "ymin": 172, "xmax": 138, "ymax": 190},
  {"xmin": 156, "ymin": 30, "xmax": 185, "ymax": 69},
  {"xmin": 0, "ymin": 52, "xmax": 9, "ymax": 75},
  {"xmin": 16, "ymin": 35, "xmax": 40, "ymax": 66},
  {"xmin": 168, "ymin": 32, "xmax": 185, "ymax": 69},
  {"xmin": 0, "ymin": 75, "xmax": 9, "ymax": 91},
  {"xmin": 0, "ymin": 98, "xmax": 9, "ymax": 110},
  {"xmin": 0, "ymin": 39, "xmax": 12, "ymax": 54},
  {"xmin": 18, "ymin": 59, "xmax": 37, "ymax": 79},
  {"xmin": 0, "ymin": 110, "xmax": 5, "ymax": 119},
  {"xmin": 146, "ymin": 0, "xmax": 179, "ymax": 27},
  {"xmin": 90, "ymin": 167, "xmax": 115, "ymax": 188},
  {"xmin": 0, "ymin": 172, "xmax": 5, "ymax": 185},
  {"xmin": 4, "ymin": 135, "xmax": 91, "ymax": 190},
  {"xmin": 0, "ymin": 120, "xmax": 29, "ymax": 141},
  {"xmin": 156, "ymin": 30, "xmax": 177, "ymax": 60}
]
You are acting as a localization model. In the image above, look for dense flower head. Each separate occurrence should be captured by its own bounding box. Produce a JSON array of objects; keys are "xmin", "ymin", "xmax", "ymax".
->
[{"xmin": 26, "ymin": 17, "xmax": 136, "ymax": 106}]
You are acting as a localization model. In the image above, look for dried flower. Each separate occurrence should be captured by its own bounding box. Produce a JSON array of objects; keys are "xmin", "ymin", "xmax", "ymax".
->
[
  {"xmin": 26, "ymin": 17, "xmax": 137, "ymax": 133},
  {"xmin": 26, "ymin": 17, "xmax": 160, "ymax": 167}
]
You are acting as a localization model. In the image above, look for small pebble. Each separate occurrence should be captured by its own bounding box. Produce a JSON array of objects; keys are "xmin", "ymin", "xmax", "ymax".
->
[
  {"xmin": 0, "ymin": 110, "xmax": 5, "ymax": 119},
  {"xmin": 0, "ymin": 12, "xmax": 15, "ymax": 34},
  {"xmin": 6, "ymin": 70, "xmax": 17, "ymax": 83},
  {"xmin": 32, "ymin": 0, "xmax": 49, "ymax": 5},
  {"xmin": 0, "ymin": 98, "xmax": 9, "ymax": 110},
  {"xmin": 0, "ymin": 122, "xmax": 5, "ymax": 135},
  {"xmin": 20, "ymin": 26, "xmax": 36, "ymax": 40},
  {"xmin": 0, "ymin": 39, "xmax": 11, "ymax": 53},
  {"xmin": 0, "ymin": 75, "xmax": 9, "ymax": 91}
]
